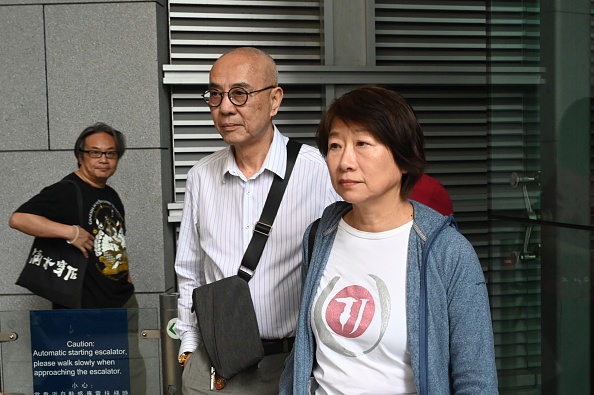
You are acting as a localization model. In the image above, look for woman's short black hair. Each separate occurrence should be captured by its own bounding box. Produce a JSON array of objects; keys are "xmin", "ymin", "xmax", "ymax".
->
[
  {"xmin": 74, "ymin": 122, "xmax": 126, "ymax": 166},
  {"xmin": 316, "ymin": 85, "xmax": 426, "ymax": 199}
]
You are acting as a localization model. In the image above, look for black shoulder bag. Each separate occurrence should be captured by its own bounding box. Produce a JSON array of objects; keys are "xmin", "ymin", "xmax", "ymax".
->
[
  {"xmin": 15, "ymin": 179, "xmax": 88, "ymax": 309},
  {"xmin": 192, "ymin": 140, "xmax": 302, "ymax": 380}
]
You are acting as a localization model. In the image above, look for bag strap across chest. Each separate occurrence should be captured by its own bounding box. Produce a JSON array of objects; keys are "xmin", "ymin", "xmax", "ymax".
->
[{"xmin": 237, "ymin": 139, "xmax": 302, "ymax": 281}]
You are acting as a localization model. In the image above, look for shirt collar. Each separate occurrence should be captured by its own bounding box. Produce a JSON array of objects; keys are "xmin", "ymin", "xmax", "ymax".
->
[{"xmin": 222, "ymin": 125, "xmax": 288, "ymax": 182}]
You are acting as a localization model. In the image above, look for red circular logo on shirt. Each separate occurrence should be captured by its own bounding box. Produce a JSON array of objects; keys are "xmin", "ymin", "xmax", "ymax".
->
[{"xmin": 325, "ymin": 285, "xmax": 375, "ymax": 338}]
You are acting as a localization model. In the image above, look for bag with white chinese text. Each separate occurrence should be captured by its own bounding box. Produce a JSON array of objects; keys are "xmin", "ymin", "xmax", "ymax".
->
[
  {"xmin": 16, "ymin": 237, "xmax": 88, "ymax": 308},
  {"xmin": 15, "ymin": 179, "xmax": 88, "ymax": 309}
]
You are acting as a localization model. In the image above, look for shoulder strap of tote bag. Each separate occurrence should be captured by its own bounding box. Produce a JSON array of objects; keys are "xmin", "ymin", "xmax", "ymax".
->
[
  {"xmin": 237, "ymin": 139, "xmax": 302, "ymax": 281},
  {"xmin": 61, "ymin": 179, "xmax": 84, "ymax": 225},
  {"xmin": 418, "ymin": 214, "xmax": 456, "ymax": 395}
]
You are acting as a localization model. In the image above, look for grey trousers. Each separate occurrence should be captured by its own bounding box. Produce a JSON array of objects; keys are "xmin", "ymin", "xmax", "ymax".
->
[{"xmin": 182, "ymin": 343, "xmax": 288, "ymax": 394}]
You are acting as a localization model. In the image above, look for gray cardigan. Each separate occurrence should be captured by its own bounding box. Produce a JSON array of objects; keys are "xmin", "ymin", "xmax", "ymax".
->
[{"xmin": 280, "ymin": 201, "xmax": 498, "ymax": 394}]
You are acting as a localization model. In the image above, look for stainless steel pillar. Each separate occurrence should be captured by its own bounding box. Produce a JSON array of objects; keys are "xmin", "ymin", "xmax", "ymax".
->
[{"xmin": 160, "ymin": 293, "xmax": 182, "ymax": 394}]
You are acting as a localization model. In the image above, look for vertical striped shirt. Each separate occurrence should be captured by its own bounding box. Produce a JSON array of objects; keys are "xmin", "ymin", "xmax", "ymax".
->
[{"xmin": 175, "ymin": 127, "xmax": 339, "ymax": 354}]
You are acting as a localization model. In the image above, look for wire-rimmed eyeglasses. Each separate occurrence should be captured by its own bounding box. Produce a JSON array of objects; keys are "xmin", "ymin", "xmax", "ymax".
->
[
  {"xmin": 80, "ymin": 150, "xmax": 119, "ymax": 159},
  {"xmin": 202, "ymin": 86, "xmax": 276, "ymax": 107}
]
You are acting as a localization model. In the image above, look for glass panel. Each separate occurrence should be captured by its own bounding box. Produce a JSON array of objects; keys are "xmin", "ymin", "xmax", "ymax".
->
[
  {"xmin": 490, "ymin": 217, "xmax": 593, "ymax": 394},
  {"xmin": 0, "ymin": 308, "xmax": 162, "ymax": 394},
  {"xmin": 489, "ymin": 0, "xmax": 593, "ymax": 393}
]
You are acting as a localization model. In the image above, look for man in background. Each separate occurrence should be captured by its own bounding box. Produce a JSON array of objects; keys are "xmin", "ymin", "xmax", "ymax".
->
[
  {"xmin": 10, "ymin": 122, "xmax": 135, "ymax": 309},
  {"xmin": 409, "ymin": 173, "xmax": 454, "ymax": 216},
  {"xmin": 9, "ymin": 122, "xmax": 145, "ymax": 393}
]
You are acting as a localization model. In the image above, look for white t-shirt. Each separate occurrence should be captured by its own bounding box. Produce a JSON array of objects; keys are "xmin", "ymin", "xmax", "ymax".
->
[{"xmin": 311, "ymin": 218, "xmax": 417, "ymax": 395}]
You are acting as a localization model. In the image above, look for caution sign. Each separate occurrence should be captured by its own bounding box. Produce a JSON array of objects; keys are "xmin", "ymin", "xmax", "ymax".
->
[{"xmin": 30, "ymin": 309, "xmax": 131, "ymax": 394}]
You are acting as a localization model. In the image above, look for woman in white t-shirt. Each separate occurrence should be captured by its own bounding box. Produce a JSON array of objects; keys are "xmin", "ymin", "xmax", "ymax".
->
[{"xmin": 280, "ymin": 86, "xmax": 498, "ymax": 395}]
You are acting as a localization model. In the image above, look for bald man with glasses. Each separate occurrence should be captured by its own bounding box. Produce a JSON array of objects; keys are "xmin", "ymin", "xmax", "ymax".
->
[{"xmin": 174, "ymin": 47, "xmax": 339, "ymax": 394}]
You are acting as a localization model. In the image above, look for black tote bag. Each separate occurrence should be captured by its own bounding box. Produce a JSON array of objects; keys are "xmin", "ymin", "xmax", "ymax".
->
[
  {"xmin": 16, "ymin": 236, "xmax": 87, "ymax": 308},
  {"xmin": 15, "ymin": 179, "xmax": 88, "ymax": 309}
]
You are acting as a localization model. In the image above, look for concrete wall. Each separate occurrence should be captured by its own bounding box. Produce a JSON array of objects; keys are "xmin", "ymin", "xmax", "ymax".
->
[{"xmin": 0, "ymin": 0, "xmax": 175, "ymax": 312}]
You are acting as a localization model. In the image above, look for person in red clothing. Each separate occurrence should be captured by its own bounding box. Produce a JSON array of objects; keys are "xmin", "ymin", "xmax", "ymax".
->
[{"xmin": 409, "ymin": 173, "xmax": 453, "ymax": 216}]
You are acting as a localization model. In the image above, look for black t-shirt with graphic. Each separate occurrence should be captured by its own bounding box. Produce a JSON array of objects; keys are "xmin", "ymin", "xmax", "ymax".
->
[{"xmin": 16, "ymin": 172, "xmax": 134, "ymax": 308}]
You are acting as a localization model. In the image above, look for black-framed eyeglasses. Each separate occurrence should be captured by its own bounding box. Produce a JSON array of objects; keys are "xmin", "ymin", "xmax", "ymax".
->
[
  {"xmin": 81, "ymin": 150, "xmax": 119, "ymax": 159},
  {"xmin": 202, "ymin": 86, "xmax": 277, "ymax": 107}
]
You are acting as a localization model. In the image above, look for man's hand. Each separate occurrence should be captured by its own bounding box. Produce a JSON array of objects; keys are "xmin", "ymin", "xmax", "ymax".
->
[{"xmin": 69, "ymin": 226, "xmax": 95, "ymax": 258}]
